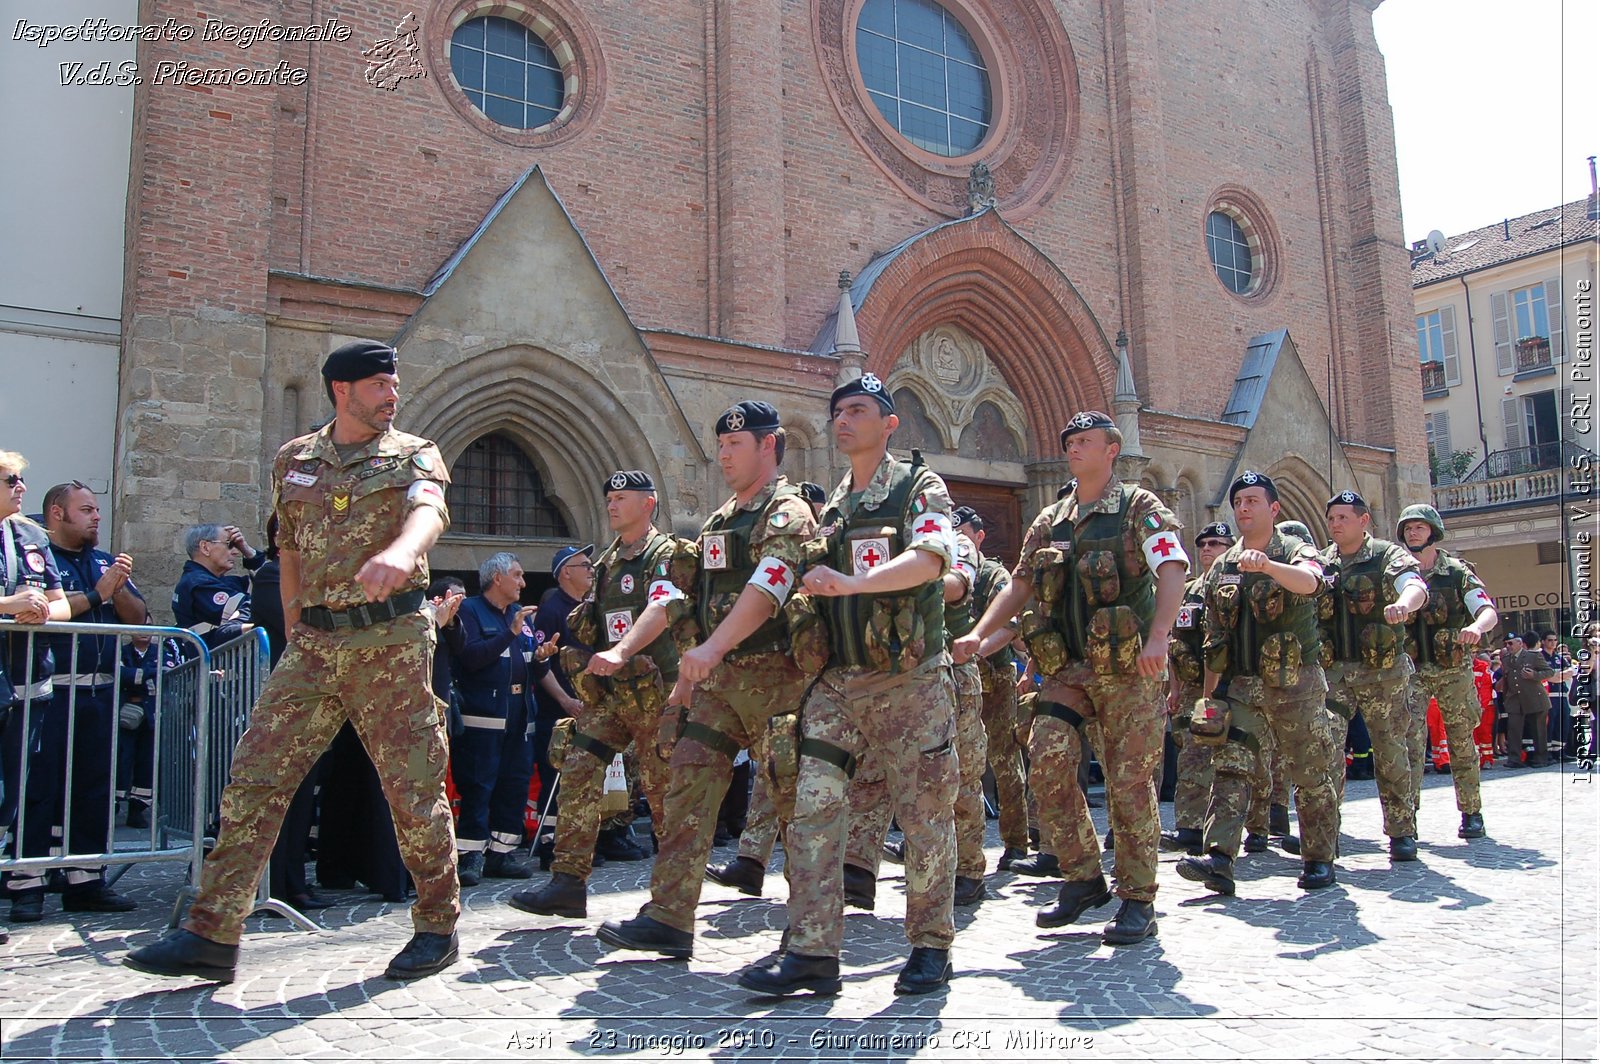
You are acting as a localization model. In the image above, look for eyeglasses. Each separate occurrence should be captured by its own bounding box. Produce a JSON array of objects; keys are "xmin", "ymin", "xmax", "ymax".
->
[
  {"xmin": 1197, "ymin": 539, "xmax": 1230, "ymax": 549},
  {"xmin": 3, "ymin": 474, "xmax": 22, "ymax": 487}
]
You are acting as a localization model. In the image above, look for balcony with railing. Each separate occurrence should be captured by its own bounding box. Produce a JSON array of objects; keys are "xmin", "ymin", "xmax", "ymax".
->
[
  {"xmin": 1433, "ymin": 440, "xmax": 1591, "ymax": 513},
  {"xmin": 1514, "ymin": 335, "xmax": 1554, "ymax": 377},
  {"xmin": 1420, "ymin": 360, "xmax": 1447, "ymax": 395}
]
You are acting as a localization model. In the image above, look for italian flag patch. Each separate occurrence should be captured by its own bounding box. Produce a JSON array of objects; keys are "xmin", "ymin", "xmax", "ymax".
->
[{"xmin": 1142, "ymin": 513, "xmax": 1162, "ymax": 532}]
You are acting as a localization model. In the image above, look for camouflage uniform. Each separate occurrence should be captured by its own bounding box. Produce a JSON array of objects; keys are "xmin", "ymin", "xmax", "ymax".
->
[
  {"xmin": 185, "ymin": 425, "xmax": 459, "ymax": 946},
  {"xmin": 1405, "ymin": 550, "xmax": 1494, "ymax": 816},
  {"xmin": 1167, "ymin": 576, "xmax": 1214, "ymax": 834},
  {"xmin": 1198, "ymin": 531, "xmax": 1341, "ymax": 863},
  {"xmin": 786, "ymin": 453, "xmax": 958, "ymax": 959},
  {"xmin": 548, "ymin": 527, "xmax": 694, "ymax": 881},
  {"xmin": 1015, "ymin": 482, "xmax": 1184, "ymax": 904},
  {"xmin": 733, "ymin": 765, "xmax": 780, "ymax": 869},
  {"xmin": 1319, "ymin": 534, "xmax": 1424, "ymax": 840},
  {"xmin": 973, "ymin": 552, "xmax": 1029, "ymax": 854}
]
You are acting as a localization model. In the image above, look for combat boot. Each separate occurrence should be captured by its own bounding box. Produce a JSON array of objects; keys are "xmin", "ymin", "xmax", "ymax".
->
[
  {"xmin": 1388, "ymin": 835, "xmax": 1418, "ymax": 862},
  {"xmin": 596, "ymin": 827, "xmax": 649, "ymax": 862},
  {"xmin": 1297, "ymin": 861, "xmax": 1336, "ymax": 890},
  {"xmin": 1269, "ymin": 803, "xmax": 1293, "ymax": 837},
  {"xmin": 705, "ymin": 855, "xmax": 765, "ymax": 896},
  {"xmin": 1458, "ymin": 812, "xmax": 1486, "ymax": 839},
  {"xmin": 1160, "ymin": 828, "xmax": 1203, "ymax": 854},
  {"xmin": 1175, "ymin": 851, "xmax": 1236, "ymax": 896},
  {"xmin": 1102, "ymin": 900, "xmax": 1158, "ymax": 945},
  {"xmin": 126, "ymin": 800, "xmax": 151, "ymax": 830},
  {"xmin": 9, "ymin": 890, "xmax": 43, "ymax": 923},
  {"xmin": 484, "ymin": 850, "xmax": 535, "ymax": 879},
  {"xmin": 842, "ymin": 864, "xmax": 876, "ymax": 910},
  {"xmin": 1103, "ymin": 829, "xmax": 1115, "ymax": 851},
  {"xmin": 509, "ymin": 873, "xmax": 587, "ymax": 918},
  {"xmin": 1242, "ymin": 832, "xmax": 1270, "ymax": 853},
  {"xmin": 738, "ymin": 952, "xmax": 841, "ymax": 997},
  {"xmin": 995, "ymin": 846, "xmax": 1029, "ymax": 871},
  {"xmin": 385, "ymin": 931, "xmax": 458, "ymax": 980},
  {"xmin": 1006, "ymin": 851, "xmax": 1060, "ymax": 877},
  {"xmin": 894, "ymin": 947, "xmax": 952, "ymax": 995},
  {"xmin": 123, "ymin": 929, "xmax": 237, "ymax": 983},
  {"xmin": 1276, "ymin": 833, "xmax": 1302, "ymax": 855},
  {"xmin": 1035, "ymin": 874, "xmax": 1111, "ymax": 928},
  {"xmin": 457, "ymin": 851, "xmax": 484, "ymax": 887},
  {"xmin": 881, "ymin": 838, "xmax": 905, "ymax": 864},
  {"xmin": 597, "ymin": 914, "xmax": 693, "ymax": 959},
  {"xmin": 952, "ymin": 876, "xmax": 985, "ymax": 908},
  {"xmin": 62, "ymin": 883, "xmax": 137, "ymax": 913}
]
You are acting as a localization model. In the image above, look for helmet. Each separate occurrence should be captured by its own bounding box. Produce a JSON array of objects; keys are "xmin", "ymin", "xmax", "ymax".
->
[
  {"xmin": 1396, "ymin": 503, "xmax": 1445, "ymax": 544},
  {"xmin": 1275, "ymin": 519, "xmax": 1315, "ymax": 546}
]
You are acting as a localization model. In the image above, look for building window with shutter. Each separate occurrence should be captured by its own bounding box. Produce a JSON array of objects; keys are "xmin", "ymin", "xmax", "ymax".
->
[{"xmin": 1416, "ymin": 307, "xmax": 1459, "ymax": 394}]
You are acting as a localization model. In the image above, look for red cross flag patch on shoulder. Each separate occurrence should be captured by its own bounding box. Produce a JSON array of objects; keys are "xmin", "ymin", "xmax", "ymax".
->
[
  {"xmin": 702, "ymin": 533, "xmax": 728, "ymax": 571},
  {"xmin": 1141, "ymin": 530, "xmax": 1188, "ymax": 572},
  {"xmin": 852, "ymin": 538, "xmax": 891, "ymax": 576},
  {"xmin": 749, "ymin": 556, "xmax": 796, "ymax": 606}
]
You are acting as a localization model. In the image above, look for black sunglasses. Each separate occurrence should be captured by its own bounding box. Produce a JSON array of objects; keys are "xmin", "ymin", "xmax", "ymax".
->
[{"xmin": 3, "ymin": 474, "xmax": 22, "ymax": 487}]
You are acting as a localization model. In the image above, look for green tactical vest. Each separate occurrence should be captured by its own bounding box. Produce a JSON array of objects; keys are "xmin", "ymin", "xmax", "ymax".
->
[
  {"xmin": 1168, "ymin": 578, "xmax": 1207, "ymax": 686},
  {"xmin": 593, "ymin": 530, "xmax": 681, "ymax": 679},
  {"xmin": 1406, "ymin": 554, "xmax": 1475, "ymax": 671},
  {"xmin": 1319, "ymin": 537, "xmax": 1408, "ymax": 672},
  {"xmin": 973, "ymin": 556, "xmax": 1015, "ymax": 669},
  {"xmin": 818, "ymin": 459, "xmax": 945, "ymax": 673},
  {"xmin": 1041, "ymin": 485, "xmax": 1156, "ymax": 667},
  {"xmin": 1204, "ymin": 533, "xmax": 1321, "ymax": 686},
  {"xmin": 695, "ymin": 483, "xmax": 802, "ymax": 658}
]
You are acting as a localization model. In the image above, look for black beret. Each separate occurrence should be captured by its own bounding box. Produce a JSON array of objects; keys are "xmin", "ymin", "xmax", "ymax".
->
[
  {"xmin": 952, "ymin": 505, "xmax": 984, "ymax": 530},
  {"xmin": 1228, "ymin": 470, "xmax": 1278, "ymax": 504},
  {"xmin": 602, "ymin": 470, "xmax": 655, "ymax": 494},
  {"xmin": 1325, "ymin": 489, "xmax": 1367, "ymax": 512},
  {"xmin": 829, "ymin": 372, "xmax": 894, "ymax": 415},
  {"xmin": 716, "ymin": 400, "xmax": 781, "ymax": 436},
  {"xmin": 1196, "ymin": 522, "xmax": 1235, "ymax": 544},
  {"xmin": 1059, "ymin": 410, "xmax": 1116, "ymax": 448},
  {"xmin": 799, "ymin": 482, "xmax": 826, "ymax": 506},
  {"xmin": 322, "ymin": 340, "xmax": 397, "ymax": 382}
]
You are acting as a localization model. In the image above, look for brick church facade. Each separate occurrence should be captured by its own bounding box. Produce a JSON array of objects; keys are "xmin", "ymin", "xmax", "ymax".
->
[{"xmin": 112, "ymin": 0, "xmax": 1427, "ymax": 595}]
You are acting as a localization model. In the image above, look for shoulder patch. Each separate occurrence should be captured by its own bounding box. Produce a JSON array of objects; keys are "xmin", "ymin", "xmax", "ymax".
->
[
  {"xmin": 1142, "ymin": 513, "xmax": 1163, "ymax": 532},
  {"xmin": 411, "ymin": 452, "xmax": 434, "ymax": 471},
  {"xmin": 769, "ymin": 510, "xmax": 791, "ymax": 529},
  {"xmin": 911, "ymin": 492, "xmax": 928, "ymax": 516}
]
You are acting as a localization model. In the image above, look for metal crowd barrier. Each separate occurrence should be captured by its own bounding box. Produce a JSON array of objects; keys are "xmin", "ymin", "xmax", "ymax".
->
[{"xmin": 0, "ymin": 621, "xmax": 314, "ymax": 930}]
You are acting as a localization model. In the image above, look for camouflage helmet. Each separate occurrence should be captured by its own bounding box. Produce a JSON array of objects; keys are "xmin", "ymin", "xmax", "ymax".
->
[
  {"xmin": 1396, "ymin": 503, "xmax": 1445, "ymax": 545},
  {"xmin": 1276, "ymin": 519, "xmax": 1316, "ymax": 546}
]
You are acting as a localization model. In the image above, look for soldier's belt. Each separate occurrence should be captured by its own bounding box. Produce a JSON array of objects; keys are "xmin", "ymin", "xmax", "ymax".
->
[
  {"xmin": 570, "ymin": 730, "xmax": 618, "ymax": 763},
  {"xmin": 1036, "ymin": 701, "xmax": 1085, "ymax": 729},
  {"xmin": 799, "ymin": 737, "xmax": 857, "ymax": 778},
  {"xmin": 302, "ymin": 589, "xmax": 424, "ymax": 631},
  {"xmin": 681, "ymin": 720, "xmax": 740, "ymax": 759}
]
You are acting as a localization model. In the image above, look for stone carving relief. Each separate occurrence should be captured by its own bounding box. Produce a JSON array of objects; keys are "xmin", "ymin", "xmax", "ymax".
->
[{"xmin": 886, "ymin": 325, "xmax": 1027, "ymax": 457}]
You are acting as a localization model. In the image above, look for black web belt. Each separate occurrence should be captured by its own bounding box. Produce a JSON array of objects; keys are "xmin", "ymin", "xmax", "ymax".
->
[{"xmin": 302, "ymin": 589, "xmax": 425, "ymax": 631}]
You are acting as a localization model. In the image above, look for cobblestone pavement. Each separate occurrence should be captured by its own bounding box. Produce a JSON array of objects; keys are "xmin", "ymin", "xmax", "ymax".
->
[{"xmin": 0, "ymin": 765, "xmax": 1595, "ymax": 1062}]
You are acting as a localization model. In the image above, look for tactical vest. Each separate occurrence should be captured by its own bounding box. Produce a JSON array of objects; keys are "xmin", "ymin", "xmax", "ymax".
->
[
  {"xmin": 973, "ymin": 557, "xmax": 1015, "ymax": 669},
  {"xmin": 1319, "ymin": 538, "xmax": 1407, "ymax": 672},
  {"xmin": 1204, "ymin": 534, "xmax": 1320, "ymax": 686},
  {"xmin": 817, "ymin": 460, "xmax": 945, "ymax": 673},
  {"xmin": 696, "ymin": 483, "xmax": 802, "ymax": 658},
  {"xmin": 591, "ymin": 530, "xmax": 681, "ymax": 677},
  {"xmin": 1032, "ymin": 486, "xmax": 1155, "ymax": 674},
  {"xmin": 1406, "ymin": 555, "xmax": 1475, "ymax": 670},
  {"xmin": 1168, "ymin": 579, "xmax": 1207, "ymax": 686}
]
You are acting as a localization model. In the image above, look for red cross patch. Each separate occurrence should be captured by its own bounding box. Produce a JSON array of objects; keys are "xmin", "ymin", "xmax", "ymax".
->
[
  {"xmin": 620, "ymin": 574, "xmax": 635, "ymax": 595},
  {"xmin": 702, "ymin": 533, "xmax": 728, "ymax": 571},
  {"xmin": 605, "ymin": 610, "xmax": 633, "ymax": 643},
  {"xmin": 852, "ymin": 538, "xmax": 890, "ymax": 576}
]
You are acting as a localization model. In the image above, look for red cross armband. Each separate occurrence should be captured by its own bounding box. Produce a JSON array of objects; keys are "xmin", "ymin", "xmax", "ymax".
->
[
  {"xmin": 906, "ymin": 510, "xmax": 954, "ymax": 560},
  {"xmin": 1141, "ymin": 528, "xmax": 1189, "ymax": 573},
  {"xmin": 1463, "ymin": 587, "xmax": 1493, "ymax": 616},
  {"xmin": 749, "ymin": 556, "xmax": 796, "ymax": 607},
  {"xmin": 646, "ymin": 579, "xmax": 684, "ymax": 606}
]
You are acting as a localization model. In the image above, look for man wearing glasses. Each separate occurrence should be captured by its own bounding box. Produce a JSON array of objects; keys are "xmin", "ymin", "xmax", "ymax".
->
[{"xmin": 172, "ymin": 524, "xmax": 264, "ymax": 652}]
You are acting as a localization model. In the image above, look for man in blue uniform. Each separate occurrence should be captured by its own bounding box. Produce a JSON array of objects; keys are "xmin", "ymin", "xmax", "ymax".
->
[
  {"xmin": 442, "ymin": 552, "xmax": 539, "ymax": 884},
  {"xmin": 10, "ymin": 481, "xmax": 148, "ymax": 921},
  {"xmin": 172, "ymin": 524, "xmax": 264, "ymax": 652}
]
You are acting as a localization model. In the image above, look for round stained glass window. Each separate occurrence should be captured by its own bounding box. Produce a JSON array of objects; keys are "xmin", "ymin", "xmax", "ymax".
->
[
  {"xmin": 450, "ymin": 16, "xmax": 565, "ymax": 130},
  {"xmin": 855, "ymin": 0, "xmax": 991, "ymax": 157}
]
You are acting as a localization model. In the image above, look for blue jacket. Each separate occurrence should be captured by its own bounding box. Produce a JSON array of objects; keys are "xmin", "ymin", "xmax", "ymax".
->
[
  {"xmin": 171, "ymin": 558, "xmax": 256, "ymax": 651},
  {"xmin": 443, "ymin": 595, "xmax": 534, "ymax": 727},
  {"xmin": 48, "ymin": 543, "xmax": 145, "ymax": 683}
]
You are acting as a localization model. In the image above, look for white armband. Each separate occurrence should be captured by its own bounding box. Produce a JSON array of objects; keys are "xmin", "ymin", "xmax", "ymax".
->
[
  {"xmin": 406, "ymin": 479, "xmax": 447, "ymax": 510},
  {"xmin": 645, "ymin": 580, "xmax": 683, "ymax": 605},
  {"xmin": 1393, "ymin": 572, "xmax": 1426, "ymax": 598},
  {"xmin": 748, "ymin": 556, "xmax": 796, "ymax": 607},
  {"xmin": 1141, "ymin": 530, "xmax": 1189, "ymax": 573},
  {"xmin": 906, "ymin": 511, "xmax": 954, "ymax": 555},
  {"xmin": 1463, "ymin": 587, "xmax": 1494, "ymax": 616}
]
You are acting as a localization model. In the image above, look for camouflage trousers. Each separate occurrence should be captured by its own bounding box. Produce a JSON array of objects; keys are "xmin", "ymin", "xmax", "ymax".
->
[
  {"xmin": 641, "ymin": 652, "xmax": 809, "ymax": 932},
  {"xmin": 1170, "ymin": 682, "xmax": 1213, "ymax": 832},
  {"xmin": 186, "ymin": 617, "xmax": 459, "ymax": 945},
  {"xmin": 1327, "ymin": 664, "xmax": 1418, "ymax": 838},
  {"xmin": 736, "ymin": 763, "xmax": 781, "ymax": 868},
  {"xmin": 1409, "ymin": 666, "xmax": 1483, "ymax": 815},
  {"xmin": 1201, "ymin": 667, "xmax": 1340, "ymax": 863},
  {"xmin": 980, "ymin": 665, "xmax": 1029, "ymax": 850},
  {"xmin": 844, "ymin": 746, "xmax": 889, "ymax": 873},
  {"xmin": 788, "ymin": 657, "xmax": 957, "ymax": 958},
  {"xmin": 549, "ymin": 689, "xmax": 673, "ymax": 881},
  {"xmin": 1034, "ymin": 662, "xmax": 1165, "ymax": 902},
  {"xmin": 1245, "ymin": 726, "xmax": 1287, "ymax": 836}
]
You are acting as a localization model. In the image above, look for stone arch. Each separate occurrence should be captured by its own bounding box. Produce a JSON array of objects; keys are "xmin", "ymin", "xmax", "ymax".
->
[
  {"xmin": 1264, "ymin": 454, "xmax": 1332, "ymax": 545},
  {"xmin": 448, "ymin": 427, "xmax": 578, "ymax": 537},
  {"xmin": 854, "ymin": 211, "xmax": 1116, "ymax": 457},
  {"xmin": 400, "ymin": 344, "xmax": 672, "ymax": 542}
]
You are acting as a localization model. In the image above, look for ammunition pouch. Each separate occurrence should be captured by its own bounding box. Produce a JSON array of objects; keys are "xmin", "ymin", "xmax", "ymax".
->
[
  {"xmin": 1258, "ymin": 632, "xmax": 1304, "ymax": 689},
  {"xmin": 1014, "ymin": 690, "xmax": 1038, "ymax": 747},
  {"xmin": 1031, "ymin": 547, "xmax": 1068, "ymax": 605},
  {"xmin": 864, "ymin": 597, "xmax": 926, "ymax": 673},
  {"xmin": 1344, "ymin": 573, "xmax": 1380, "ymax": 617},
  {"xmin": 1086, "ymin": 605, "xmax": 1142, "ymax": 676},
  {"xmin": 568, "ymin": 599, "xmax": 600, "ymax": 649},
  {"xmin": 1247, "ymin": 579, "xmax": 1287, "ymax": 623},
  {"xmin": 1359, "ymin": 624, "xmax": 1401, "ymax": 671},
  {"xmin": 1421, "ymin": 590, "xmax": 1452, "ymax": 627},
  {"xmin": 1432, "ymin": 629, "xmax": 1466, "ymax": 670},
  {"xmin": 1189, "ymin": 697, "xmax": 1233, "ymax": 747},
  {"xmin": 1020, "ymin": 607, "xmax": 1067, "ymax": 676},
  {"xmin": 1076, "ymin": 550, "xmax": 1121, "ymax": 608},
  {"xmin": 784, "ymin": 592, "xmax": 830, "ymax": 678},
  {"xmin": 1170, "ymin": 641, "xmax": 1204, "ymax": 685},
  {"xmin": 1213, "ymin": 581, "xmax": 1241, "ymax": 632},
  {"xmin": 665, "ymin": 539, "xmax": 700, "ymax": 595},
  {"xmin": 547, "ymin": 716, "xmax": 575, "ymax": 768}
]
